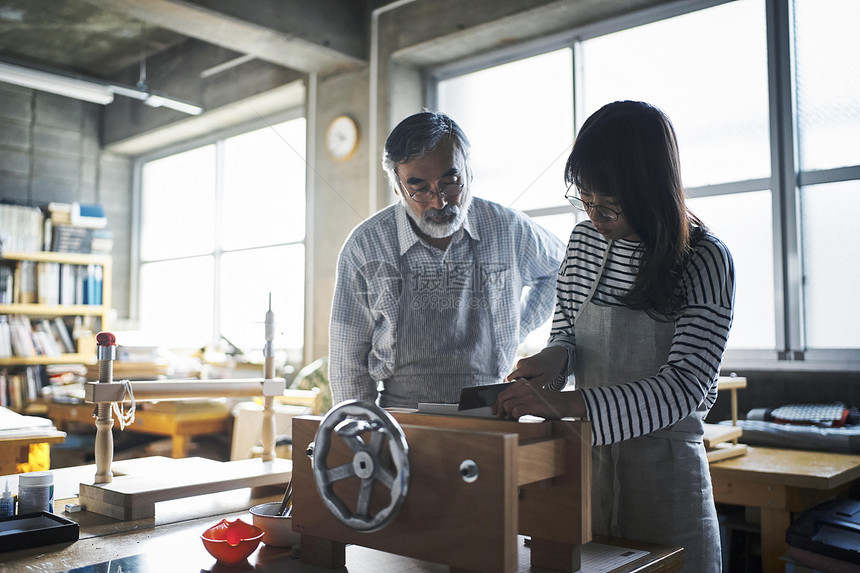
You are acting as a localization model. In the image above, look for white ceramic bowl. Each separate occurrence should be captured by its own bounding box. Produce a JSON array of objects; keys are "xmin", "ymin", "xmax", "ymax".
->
[{"xmin": 249, "ymin": 502, "xmax": 300, "ymax": 547}]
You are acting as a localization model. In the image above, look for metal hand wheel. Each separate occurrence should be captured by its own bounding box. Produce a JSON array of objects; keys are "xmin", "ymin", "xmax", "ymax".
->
[{"xmin": 309, "ymin": 400, "xmax": 409, "ymax": 531}]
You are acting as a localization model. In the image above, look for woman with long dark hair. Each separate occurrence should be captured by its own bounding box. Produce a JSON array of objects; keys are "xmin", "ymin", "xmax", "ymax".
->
[{"xmin": 494, "ymin": 100, "xmax": 734, "ymax": 573}]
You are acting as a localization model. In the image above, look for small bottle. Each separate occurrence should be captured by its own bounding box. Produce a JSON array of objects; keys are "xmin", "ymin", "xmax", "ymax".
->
[
  {"xmin": 0, "ymin": 480, "xmax": 14, "ymax": 517},
  {"xmin": 17, "ymin": 471, "xmax": 54, "ymax": 515}
]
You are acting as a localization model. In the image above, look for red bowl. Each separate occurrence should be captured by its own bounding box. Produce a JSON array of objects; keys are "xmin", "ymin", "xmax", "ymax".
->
[{"xmin": 201, "ymin": 518, "xmax": 264, "ymax": 565}]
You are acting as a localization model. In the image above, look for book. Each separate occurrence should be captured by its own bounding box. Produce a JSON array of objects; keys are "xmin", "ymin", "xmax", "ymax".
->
[
  {"xmin": 51, "ymin": 225, "xmax": 94, "ymax": 253},
  {"xmin": 70, "ymin": 202, "xmax": 107, "ymax": 229},
  {"xmin": 0, "ymin": 265, "xmax": 13, "ymax": 304},
  {"xmin": 91, "ymin": 229, "xmax": 114, "ymax": 254},
  {"xmin": 53, "ymin": 317, "xmax": 76, "ymax": 354}
]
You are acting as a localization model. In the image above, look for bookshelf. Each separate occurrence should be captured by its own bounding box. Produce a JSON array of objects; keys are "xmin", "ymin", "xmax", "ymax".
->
[{"xmin": 0, "ymin": 250, "xmax": 111, "ymax": 366}]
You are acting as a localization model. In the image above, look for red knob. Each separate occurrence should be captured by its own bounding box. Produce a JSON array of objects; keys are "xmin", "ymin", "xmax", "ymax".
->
[{"xmin": 96, "ymin": 331, "xmax": 117, "ymax": 347}]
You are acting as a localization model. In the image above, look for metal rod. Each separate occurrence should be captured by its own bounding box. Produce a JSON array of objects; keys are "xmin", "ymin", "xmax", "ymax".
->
[{"xmin": 94, "ymin": 332, "xmax": 116, "ymax": 484}]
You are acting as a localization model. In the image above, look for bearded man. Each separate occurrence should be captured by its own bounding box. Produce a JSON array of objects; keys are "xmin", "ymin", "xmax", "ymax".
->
[{"xmin": 329, "ymin": 111, "xmax": 564, "ymax": 408}]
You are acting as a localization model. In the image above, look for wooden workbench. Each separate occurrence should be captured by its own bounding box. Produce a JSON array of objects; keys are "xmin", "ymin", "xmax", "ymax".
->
[
  {"xmin": 0, "ymin": 458, "xmax": 682, "ymax": 572},
  {"xmin": 0, "ymin": 502, "xmax": 682, "ymax": 572},
  {"xmin": 710, "ymin": 446, "xmax": 860, "ymax": 573},
  {"xmin": 0, "ymin": 431, "xmax": 66, "ymax": 474},
  {"xmin": 46, "ymin": 399, "xmax": 232, "ymax": 458}
]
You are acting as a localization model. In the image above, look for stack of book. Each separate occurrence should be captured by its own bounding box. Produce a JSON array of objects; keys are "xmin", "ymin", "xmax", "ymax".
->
[
  {"xmin": 0, "ymin": 203, "xmax": 43, "ymax": 253},
  {"xmin": 0, "ymin": 366, "xmax": 53, "ymax": 410},
  {"xmin": 0, "ymin": 316, "xmax": 78, "ymax": 359},
  {"xmin": 45, "ymin": 202, "xmax": 113, "ymax": 254},
  {"xmin": 0, "ymin": 260, "xmax": 103, "ymax": 306}
]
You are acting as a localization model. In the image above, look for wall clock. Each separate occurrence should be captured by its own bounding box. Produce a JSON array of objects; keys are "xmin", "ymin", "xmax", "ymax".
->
[{"xmin": 326, "ymin": 115, "xmax": 359, "ymax": 161}]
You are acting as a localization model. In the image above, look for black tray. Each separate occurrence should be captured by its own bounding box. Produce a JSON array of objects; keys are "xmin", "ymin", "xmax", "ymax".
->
[{"xmin": 0, "ymin": 511, "xmax": 79, "ymax": 552}]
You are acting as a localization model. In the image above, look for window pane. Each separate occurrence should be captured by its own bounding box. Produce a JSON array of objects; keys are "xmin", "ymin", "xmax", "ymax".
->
[
  {"xmin": 141, "ymin": 146, "xmax": 216, "ymax": 260},
  {"xmin": 687, "ymin": 191, "xmax": 775, "ymax": 349},
  {"xmin": 801, "ymin": 180, "xmax": 860, "ymax": 348},
  {"xmin": 220, "ymin": 245, "xmax": 305, "ymax": 357},
  {"xmin": 794, "ymin": 0, "xmax": 860, "ymax": 171},
  {"xmin": 438, "ymin": 49, "xmax": 574, "ymax": 211},
  {"xmin": 139, "ymin": 257, "xmax": 214, "ymax": 348},
  {"xmin": 530, "ymin": 212, "xmax": 580, "ymax": 246},
  {"xmin": 580, "ymin": 0, "xmax": 769, "ymax": 187},
  {"xmin": 222, "ymin": 118, "xmax": 307, "ymax": 250}
]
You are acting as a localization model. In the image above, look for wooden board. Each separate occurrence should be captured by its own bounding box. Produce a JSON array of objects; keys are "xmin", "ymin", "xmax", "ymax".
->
[
  {"xmin": 78, "ymin": 456, "xmax": 291, "ymax": 520},
  {"xmin": 706, "ymin": 442, "xmax": 748, "ymax": 462},
  {"xmin": 703, "ymin": 423, "xmax": 742, "ymax": 449}
]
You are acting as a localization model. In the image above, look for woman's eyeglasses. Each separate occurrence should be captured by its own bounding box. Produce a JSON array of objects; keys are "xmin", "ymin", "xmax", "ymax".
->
[{"xmin": 564, "ymin": 188, "xmax": 623, "ymax": 221}]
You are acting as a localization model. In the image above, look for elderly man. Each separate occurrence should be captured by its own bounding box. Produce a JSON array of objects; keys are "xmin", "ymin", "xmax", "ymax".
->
[{"xmin": 329, "ymin": 111, "xmax": 564, "ymax": 408}]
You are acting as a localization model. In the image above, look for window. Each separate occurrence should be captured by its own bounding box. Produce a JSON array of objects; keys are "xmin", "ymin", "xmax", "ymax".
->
[
  {"xmin": 433, "ymin": 0, "xmax": 860, "ymax": 368},
  {"xmin": 794, "ymin": 0, "xmax": 860, "ymax": 353},
  {"xmin": 138, "ymin": 117, "xmax": 306, "ymax": 362}
]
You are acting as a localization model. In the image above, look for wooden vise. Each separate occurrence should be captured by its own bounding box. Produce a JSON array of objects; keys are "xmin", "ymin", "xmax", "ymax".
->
[{"xmin": 291, "ymin": 410, "xmax": 592, "ymax": 573}]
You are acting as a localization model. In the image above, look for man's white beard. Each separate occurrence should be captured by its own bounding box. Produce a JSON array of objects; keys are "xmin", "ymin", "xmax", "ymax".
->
[{"xmin": 403, "ymin": 191, "xmax": 472, "ymax": 239}]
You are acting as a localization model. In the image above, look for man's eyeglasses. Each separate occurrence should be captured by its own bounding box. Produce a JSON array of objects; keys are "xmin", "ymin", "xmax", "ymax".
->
[
  {"xmin": 398, "ymin": 176, "xmax": 464, "ymax": 204},
  {"xmin": 565, "ymin": 188, "xmax": 623, "ymax": 221}
]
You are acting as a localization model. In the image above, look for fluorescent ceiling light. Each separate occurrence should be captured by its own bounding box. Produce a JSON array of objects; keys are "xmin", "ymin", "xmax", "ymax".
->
[
  {"xmin": 143, "ymin": 93, "xmax": 203, "ymax": 116},
  {"xmin": 0, "ymin": 61, "xmax": 114, "ymax": 105},
  {"xmin": 0, "ymin": 60, "xmax": 203, "ymax": 115}
]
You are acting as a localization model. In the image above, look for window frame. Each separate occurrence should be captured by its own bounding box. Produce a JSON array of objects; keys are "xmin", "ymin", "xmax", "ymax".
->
[
  {"xmin": 131, "ymin": 108, "xmax": 306, "ymax": 353},
  {"xmin": 425, "ymin": 0, "xmax": 860, "ymax": 371}
]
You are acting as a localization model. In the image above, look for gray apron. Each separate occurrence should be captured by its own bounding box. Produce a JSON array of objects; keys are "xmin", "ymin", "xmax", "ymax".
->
[
  {"xmin": 574, "ymin": 242, "xmax": 721, "ymax": 573},
  {"xmin": 382, "ymin": 241, "xmax": 497, "ymax": 408}
]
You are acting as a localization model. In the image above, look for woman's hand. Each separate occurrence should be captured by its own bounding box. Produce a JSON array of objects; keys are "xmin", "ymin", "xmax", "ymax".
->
[
  {"xmin": 493, "ymin": 346, "xmax": 585, "ymax": 420},
  {"xmin": 505, "ymin": 346, "xmax": 568, "ymax": 388},
  {"xmin": 492, "ymin": 378, "xmax": 586, "ymax": 420}
]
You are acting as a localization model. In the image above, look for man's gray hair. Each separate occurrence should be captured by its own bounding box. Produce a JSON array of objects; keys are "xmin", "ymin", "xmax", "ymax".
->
[{"xmin": 381, "ymin": 111, "xmax": 471, "ymax": 192}]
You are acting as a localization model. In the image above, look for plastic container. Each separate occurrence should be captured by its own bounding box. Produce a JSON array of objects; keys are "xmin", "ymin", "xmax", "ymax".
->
[
  {"xmin": 0, "ymin": 481, "xmax": 14, "ymax": 517},
  {"xmin": 17, "ymin": 472, "xmax": 54, "ymax": 515}
]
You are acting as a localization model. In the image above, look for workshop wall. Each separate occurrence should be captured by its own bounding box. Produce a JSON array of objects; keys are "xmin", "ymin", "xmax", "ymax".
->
[{"xmin": 0, "ymin": 81, "xmax": 132, "ymax": 319}]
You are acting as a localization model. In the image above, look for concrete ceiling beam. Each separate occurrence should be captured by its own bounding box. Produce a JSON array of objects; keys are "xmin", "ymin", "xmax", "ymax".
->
[{"xmin": 80, "ymin": 0, "xmax": 367, "ymax": 74}]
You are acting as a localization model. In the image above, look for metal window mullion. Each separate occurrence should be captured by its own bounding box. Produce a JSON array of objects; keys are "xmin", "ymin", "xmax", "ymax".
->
[
  {"xmin": 766, "ymin": 0, "xmax": 803, "ymax": 360},
  {"xmin": 212, "ymin": 139, "xmax": 225, "ymax": 347}
]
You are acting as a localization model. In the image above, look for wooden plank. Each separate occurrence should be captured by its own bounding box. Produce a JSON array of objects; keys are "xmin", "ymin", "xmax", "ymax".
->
[
  {"xmin": 705, "ymin": 442, "xmax": 747, "ymax": 463},
  {"xmin": 517, "ymin": 438, "xmax": 565, "ymax": 485},
  {"xmin": 702, "ymin": 423, "xmax": 742, "ymax": 449},
  {"xmin": 519, "ymin": 420, "xmax": 592, "ymax": 550},
  {"xmin": 530, "ymin": 538, "xmax": 582, "ymax": 573},
  {"xmin": 0, "ymin": 432, "xmax": 66, "ymax": 448},
  {"xmin": 717, "ymin": 376, "xmax": 747, "ymax": 390},
  {"xmin": 760, "ymin": 507, "xmax": 791, "ymax": 573},
  {"xmin": 78, "ymin": 456, "xmax": 291, "ymax": 520},
  {"xmin": 709, "ymin": 446, "xmax": 860, "ymax": 490},
  {"xmin": 390, "ymin": 410, "xmax": 551, "ymax": 441}
]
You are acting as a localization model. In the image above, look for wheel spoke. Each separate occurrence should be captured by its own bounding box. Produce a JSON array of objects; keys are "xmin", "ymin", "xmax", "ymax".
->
[
  {"xmin": 368, "ymin": 430, "xmax": 385, "ymax": 455},
  {"xmin": 342, "ymin": 434, "xmax": 366, "ymax": 453},
  {"xmin": 356, "ymin": 478, "xmax": 374, "ymax": 516},
  {"xmin": 376, "ymin": 466, "xmax": 395, "ymax": 489},
  {"xmin": 322, "ymin": 462, "xmax": 355, "ymax": 484}
]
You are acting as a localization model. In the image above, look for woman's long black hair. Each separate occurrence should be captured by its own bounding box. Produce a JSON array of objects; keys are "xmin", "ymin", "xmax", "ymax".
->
[{"xmin": 565, "ymin": 100, "xmax": 706, "ymax": 318}]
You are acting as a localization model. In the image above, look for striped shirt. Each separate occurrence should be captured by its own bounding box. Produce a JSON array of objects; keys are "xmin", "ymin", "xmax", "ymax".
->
[
  {"xmin": 330, "ymin": 197, "xmax": 565, "ymax": 407},
  {"xmin": 548, "ymin": 220, "xmax": 735, "ymax": 446}
]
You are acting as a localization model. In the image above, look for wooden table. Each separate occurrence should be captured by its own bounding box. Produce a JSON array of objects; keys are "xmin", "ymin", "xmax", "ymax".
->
[
  {"xmin": 46, "ymin": 400, "xmax": 232, "ymax": 458},
  {"xmin": 0, "ymin": 462, "xmax": 682, "ymax": 573},
  {"xmin": 709, "ymin": 446, "xmax": 860, "ymax": 573},
  {"xmin": 0, "ymin": 431, "xmax": 66, "ymax": 474}
]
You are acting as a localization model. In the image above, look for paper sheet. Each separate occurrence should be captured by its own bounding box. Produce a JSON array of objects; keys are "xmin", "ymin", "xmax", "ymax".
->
[{"xmin": 579, "ymin": 542, "xmax": 650, "ymax": 572}]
